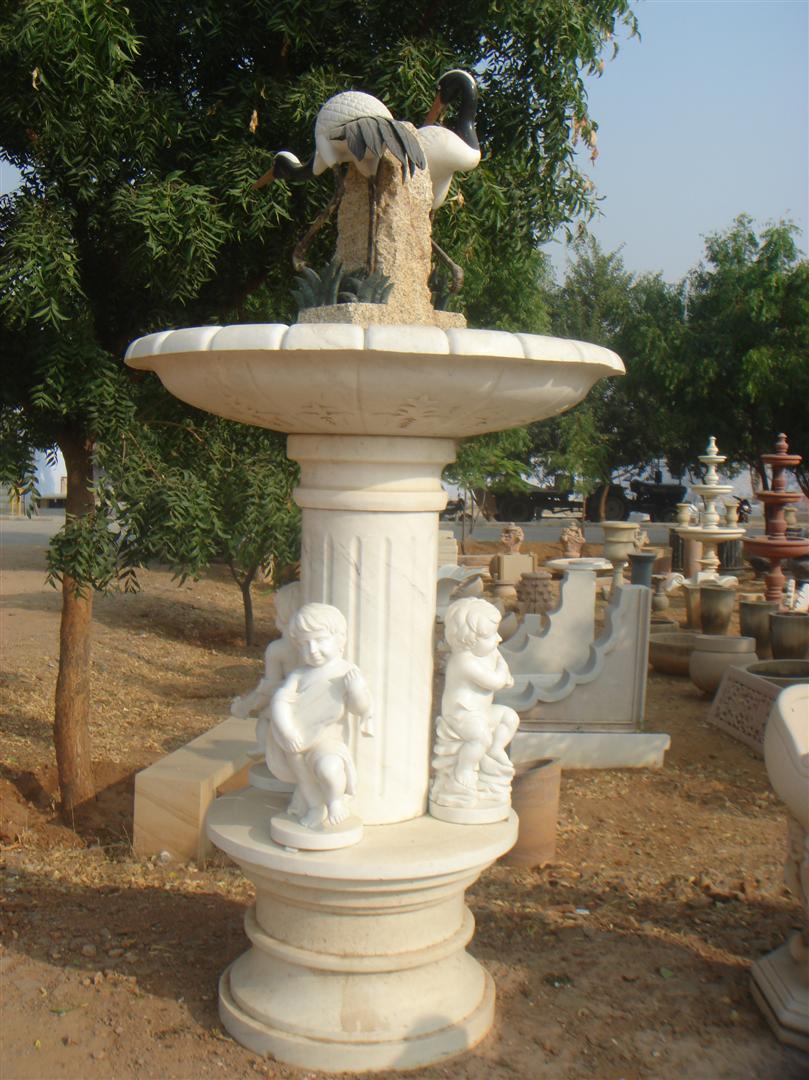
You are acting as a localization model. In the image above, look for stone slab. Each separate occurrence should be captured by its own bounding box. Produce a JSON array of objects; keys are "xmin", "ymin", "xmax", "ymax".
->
[
  {"xmin": 511, "ymin": 731, "xmax": 670, "ymax": 769},
  {"xmin": 133, "ymin": 715, "xmax": 258, "ymax": 863},
  {"xmin": 708, "ymin": 665, "xmax": 782, "ymax": 755}
]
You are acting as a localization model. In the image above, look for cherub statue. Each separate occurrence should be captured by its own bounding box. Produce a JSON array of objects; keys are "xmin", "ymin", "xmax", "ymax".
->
[
  {"xmin": 429, "ymin": 598, "xmax": 519, "ymax": 824},
  {"xmin": 267, "ymin": 603, "xmax": 373, "ymax": 847},
  {"xmin": 230, "ymin": 581, "xmax": 302, "ymax": 754},
  {"xmin": 560, "ymin": 520, "xmax": 586, "ymax": 559}
]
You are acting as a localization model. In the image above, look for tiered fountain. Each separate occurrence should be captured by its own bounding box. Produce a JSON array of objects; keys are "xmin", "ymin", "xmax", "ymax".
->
[
  {"xmin": 672, "ymin": 436, "xmax": 745, "ymax": 628},
  {"xmin": 125, "ymin": 75, "xmax": 624, "ymax": 1071},
  {"xmin": 743, "ymin": 434, "xmax": 809, "ymax": 604}
]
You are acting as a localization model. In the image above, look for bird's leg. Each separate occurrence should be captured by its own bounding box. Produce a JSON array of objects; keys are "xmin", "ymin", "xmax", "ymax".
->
[
  {"xmin": 291, "ymin": 168, "xmax": 345, "ymax": 272},
  {"xmin": 367, "ymin": 174, "xmax": 379, "ymax": 275},
  {"xmin": 431, "ymin": 239, "xmax": 464, "ymax": 293}
]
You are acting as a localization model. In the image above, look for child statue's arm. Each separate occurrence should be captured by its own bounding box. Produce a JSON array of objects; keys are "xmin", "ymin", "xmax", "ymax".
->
[
  {"xmin": 459, "ymin": 651, "xmax": 508, "ymax": 692},
  {"xmin": 271, "ymin": 672, "xmax": 305, "ymax": 752},
  {"xmin": 345, "ymin": 666, "xmax": 374, "ymax": 737}
]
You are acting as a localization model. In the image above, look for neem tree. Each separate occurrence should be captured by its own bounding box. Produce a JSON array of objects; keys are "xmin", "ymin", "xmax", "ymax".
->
[{"xmin": 0, "ymin": 0, "xmax": 637, "ymax": 813}]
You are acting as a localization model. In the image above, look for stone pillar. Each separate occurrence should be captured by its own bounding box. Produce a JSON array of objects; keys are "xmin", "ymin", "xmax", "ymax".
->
[{"xmin": 288, "ymin": 433, "xmax": 455, "ymax": 824}]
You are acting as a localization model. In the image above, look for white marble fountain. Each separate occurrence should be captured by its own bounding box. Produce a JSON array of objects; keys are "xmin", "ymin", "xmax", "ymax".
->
[{"xmin": 126, "ymin": 74, "xmax": 624, "ymax": 1072}]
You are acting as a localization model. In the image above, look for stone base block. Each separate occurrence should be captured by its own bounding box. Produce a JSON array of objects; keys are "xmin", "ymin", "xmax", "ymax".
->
[
  {"xmin": 750, "ymin": 938, "xmax": 809, "ymax": 1053},
  {"xmin": 511, "ymin": 730, "xmax": 670, "ymax": 769},
  {"xmin": 206, "ymin": 788, "xmax": 517, "ymax": 1072},
  {"xmin": 133, "ymin": 716, "xmax": 258, "ymax": 863},
  {"xmin": 708, "ymin": 665, "xmax": 781, "ymax": 754}
]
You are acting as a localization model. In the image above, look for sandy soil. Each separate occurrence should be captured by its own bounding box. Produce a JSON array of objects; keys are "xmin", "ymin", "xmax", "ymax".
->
[{"xmin": 0, "ymin": 518, "xmax": 805, "ymax": 1080}]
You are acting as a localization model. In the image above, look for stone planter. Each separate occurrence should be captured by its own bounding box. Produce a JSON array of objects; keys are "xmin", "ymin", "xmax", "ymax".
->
[
  {"xmin": 602, "ymin": 521, "xmax": 640, "ymax": 591},
  {"xmin": 648, "ymin": 631, "xmax": 699, "ymax": 676},
  {"xmin": 651, "ymin": 575, "xmax": 670, "ymax": 613},
  {"xmin": 739, "ymin": 599, "xmax": 779, "ymax": 659},
  {"xmin": 682, "ymin": 582, "xmax": 701, "ymax": 630},
  {"xmin": 629, "ymin": 551, "xmax": 657, "ymax": 588},
  {"xmin": 699, "ymin": 584, "xmax": 736, "ymax": 635},
  {"xmin": 500, "ymin": 759, "xmax": 561, "ymax": 868},
  {"xmin": 770, "ymin": 611, "xmax": 809, "ymax": 661},
  {"xmin": 689, "ymin": 635, "xmax": 757, "ymax": 695},
  {"xmin": 745, "ymin": 660, "xmax": 809, "ymax": 688}
]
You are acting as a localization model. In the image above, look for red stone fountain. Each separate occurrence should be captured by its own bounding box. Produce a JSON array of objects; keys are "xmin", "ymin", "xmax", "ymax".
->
[{"xmin": 744, "ymin": 434, "xmax": 809, "ymax": 604}]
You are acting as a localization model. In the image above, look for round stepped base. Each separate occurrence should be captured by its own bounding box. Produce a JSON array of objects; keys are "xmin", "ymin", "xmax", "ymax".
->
[{"xmin": 206, "ymin": 787, "xmax": 517, "ymax": 1072}]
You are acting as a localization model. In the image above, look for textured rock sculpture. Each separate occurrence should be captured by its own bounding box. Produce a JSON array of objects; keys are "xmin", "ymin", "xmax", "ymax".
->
[
  {"xmin": 267, "ymin": 603, "xmax": 374, "ymax": 849},
  {"xmin": 430, "ymin": 598, "xmax": 519, "ymax": 823}
]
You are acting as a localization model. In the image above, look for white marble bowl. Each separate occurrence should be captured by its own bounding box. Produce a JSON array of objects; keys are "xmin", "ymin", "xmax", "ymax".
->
[{"xmin": 125, "ymin": 324, "xmax": 623, "ymax": 438}]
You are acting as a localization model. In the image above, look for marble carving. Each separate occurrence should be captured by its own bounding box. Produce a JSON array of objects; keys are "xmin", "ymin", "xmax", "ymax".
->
[
  {"xmin": 430, "ymin": 598, "xmax": 519, "ymax": 823},
  {"xmin": 267, "ymin": 603, "xmax": 374, "ymax": 849},
  {"xmin": 751, "ymin": 684, "xmax": 809, "ymax": 1050},
  {"xmin": 127, "ymin": 68, "xmax": 626, "ymax": 1074},
  {"xmin": 230, "ymin": 581, "xmax": 302, "ymax": 754}
]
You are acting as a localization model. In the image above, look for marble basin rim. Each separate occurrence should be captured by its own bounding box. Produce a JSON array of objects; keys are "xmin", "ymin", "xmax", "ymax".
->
[{"xmin": 125, "ymin": 323, "xmax": 624, "ymax": 438}]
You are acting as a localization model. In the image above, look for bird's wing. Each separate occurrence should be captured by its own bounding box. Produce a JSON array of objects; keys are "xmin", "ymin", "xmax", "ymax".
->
[
  {"xmin": 357, "ymin": 116, "xmax": 386, "ymax": 160},
  {"xmin": 389, "ymin": 120, "xmax": 427, "ymax": 172}
]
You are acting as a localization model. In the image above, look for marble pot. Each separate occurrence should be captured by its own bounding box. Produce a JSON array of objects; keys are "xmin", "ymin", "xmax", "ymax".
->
[
  {"xmin": 500, "ymin": 759, "xmax": 561, "ymax": 868},
  {"xmin": 629, "ymin": 550, "xmax": 657, "ymax": 588},
  {"xmin": 689, "ymin": 635, "xmax": 758, "ymax": 695},
  {"xmin": 648, "ymin": 631, "xmax": 699, "ymax": 676},
  {"xmin": 770, "ymin": 611, "xmax": 809, "ymax": 661},
  {"xmin": 699, "ymin": 584, "xmax": 736, "ymax": 635},
  {"xmin": 745, "ymin": 660, "xmax": 809, "ymax": 688},
  {"xmin": 602, "ymin": 521, "xmax": 640, "ymax": 591},
  {"xmin": 739, "ymin": 599, "xmax": 779, "ymax": 659},
  {"xmin": 682, "ymin": 582, "xmax": 701, "ymax": 630}
]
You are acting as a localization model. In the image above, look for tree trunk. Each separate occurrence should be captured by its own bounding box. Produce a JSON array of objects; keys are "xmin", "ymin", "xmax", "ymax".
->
[
  {"xmin": 241, "ymin": 568, "xmax": 257, "ymax": 647},
  {"xmin": 54, "ymin": 431, "xmax": 96, "ymax": 817},
  {"xmin": 597, "ymin": 483, "xmax": 610, "ymax": 521}
]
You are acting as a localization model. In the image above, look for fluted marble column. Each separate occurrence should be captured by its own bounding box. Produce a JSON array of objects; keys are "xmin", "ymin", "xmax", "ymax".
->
[{"xmin": 287, "ymin": 434, "xmax": 455, "ymax": 824}]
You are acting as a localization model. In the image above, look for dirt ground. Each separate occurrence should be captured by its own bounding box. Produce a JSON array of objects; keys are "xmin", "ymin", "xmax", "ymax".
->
[{"xmin": 1, "ymin": 518, "xmax": 806, "ymax": 1080}]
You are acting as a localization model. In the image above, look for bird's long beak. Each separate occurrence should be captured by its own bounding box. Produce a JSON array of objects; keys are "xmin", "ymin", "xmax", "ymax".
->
[
  {"xmin": 424, "ymin": 92, "xmax": 445, "ymax": 125},
  {"xmin": 251, "ymin": 165, "xmax": 276, "ymax": 190}
]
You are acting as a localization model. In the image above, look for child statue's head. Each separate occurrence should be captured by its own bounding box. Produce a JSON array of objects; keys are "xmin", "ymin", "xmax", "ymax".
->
[
  {"xmin": 289, "ymin": 602, "xmax": 347, "ymax": 666},
  {"xmin": 274, "ymin": 580, "xmax": 302, "ymax": 631},
  {"xmin": 444, "ymin": 597, "xmax": 502, "ymax": 655}
]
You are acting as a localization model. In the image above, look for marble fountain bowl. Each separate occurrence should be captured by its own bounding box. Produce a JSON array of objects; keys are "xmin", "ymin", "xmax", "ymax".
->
[
  {"xmin": 125, "ymin": 324, "xmax": 623, "ymax": 437},
  {"xmin": 745, "ymin": 659, "xmax": 809, "ymax": 688}
]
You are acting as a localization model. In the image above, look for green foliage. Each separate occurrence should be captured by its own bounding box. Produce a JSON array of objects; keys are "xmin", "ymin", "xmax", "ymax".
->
[
  {"xmin": 293, "ymin": 259, "xmax": 346, "ymax": 308},
  {"xmin": 444, "ymin": 428, "xmax": 534, "ymax": 524},
  {"xmin": 291, "ymin": 259, "xmax": 394, "ymax": 309},
  {"xmin": 525, "ymin": 219, "xmax": 809, "ymax": 495},
  {"xmin": 1, "ymin": 0, "xmax": 639, "ymax": 595},
  {"xmin": 340, "ymin": 269, "xmax": 394, "ymax": 305},
  {"xmin": 527, "ymin": 235, "xmax": 688, "ymax": 493},
  {"xmin": 96, "ymin": 404, "xmax": 301, "ymax": 612},
  {"xmin": 670, "ymin": 215, "xmax": 809, "ymax": 486}
]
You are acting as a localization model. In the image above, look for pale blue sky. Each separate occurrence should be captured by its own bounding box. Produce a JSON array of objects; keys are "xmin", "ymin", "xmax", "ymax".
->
[
  {"xmin": 546, "ymin": 0, "xmax": 809, "ymax": 281},
  {"xmin": 2, "ymin": 0, "xmax": 807, "ymax": 285}
]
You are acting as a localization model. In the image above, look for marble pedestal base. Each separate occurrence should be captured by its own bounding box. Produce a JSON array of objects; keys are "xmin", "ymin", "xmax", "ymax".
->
[
  {"xmin": 750, "ymin": 936, "xmax": 809, "ymax": 1052},
  {"xmin": 206, "ymin": 788, "xmax": 517, "ymax": 1072}
]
